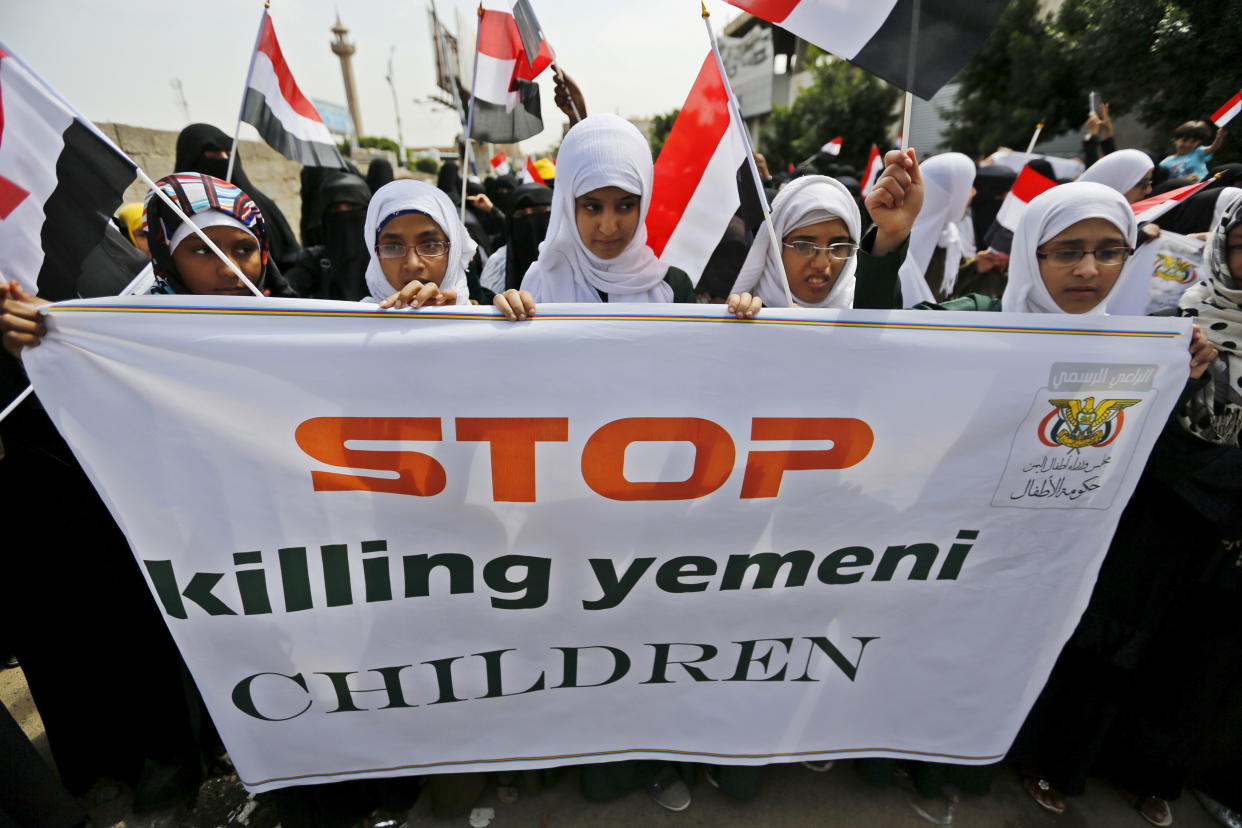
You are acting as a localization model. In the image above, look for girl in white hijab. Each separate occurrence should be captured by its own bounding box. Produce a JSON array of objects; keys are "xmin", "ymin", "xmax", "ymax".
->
[
  {"xmin": 1002, "ymin": 181, "xmax": 1138, "ymax": 314},
  {"xmin": 896, "ymin": 152, "xmax": 977, "ymax": 305},
  {"xmin": 519, "ymin": 114, "xmax": 680, "ymax": 303},
  {"xmin": 731, "ymin": 176, "xmax": 862, "ymax": 309},
  {"xmin": 361, "ymin": 180, "xmax": 476, "ymax": 308},
  {"xmin": 1077, "ymin": 148, "xmax": 1154, "ymax": 203},
  {"xmin": 728, "ymin": 151, "xmax": 925, "ymax": 309}
]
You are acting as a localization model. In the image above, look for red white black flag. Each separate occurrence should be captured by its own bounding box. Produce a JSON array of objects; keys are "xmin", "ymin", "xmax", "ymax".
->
[
  {"xmin": 721, "ymin": 0, "xmax": 1010, "ymax": 99},
  {"xmin": 0, "ymin": 44, "xmax": 139, "ymax": 300},
  {"xmin": 470, "ymin": 0, "xmax": 555, "ymax": 144},
  {"xmin": 860, "ymin": 144, "xmax": 882, "ymax": 197},
  {"xmin": 240, "ymin": 12, "xmax": 346, "ymax": 169},
  {"xmin": 1131, "ymin": 178, "xmax": 1216, "ymax": 224},
  {"xmin": 994, "ymin": 164, "xmax": 1058, "ymax": 231},
  {"xmin": 647, "ymin": 53, "xmax": 757, "ymax": 284}
]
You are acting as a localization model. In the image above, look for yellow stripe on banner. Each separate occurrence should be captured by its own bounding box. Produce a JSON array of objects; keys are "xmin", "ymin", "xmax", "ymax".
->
[
  {"xmin": 240, "ymin": 745, "xmax": 1008, "ymax": 787},
  {"xmin": 53, "ymin": 304, "xmax": 1183, "ymax": 338}
]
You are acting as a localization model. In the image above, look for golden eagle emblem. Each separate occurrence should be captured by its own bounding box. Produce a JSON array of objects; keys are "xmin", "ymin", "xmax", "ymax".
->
[{"xmin": 1045, "ymin": 397, "xmax": 1140, "ymax": 451}]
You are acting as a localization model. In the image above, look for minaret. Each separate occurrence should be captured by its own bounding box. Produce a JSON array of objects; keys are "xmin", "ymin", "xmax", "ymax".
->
[{"xmin": 331, "ymin": 15, "xmax": 363, "ymax": 138}]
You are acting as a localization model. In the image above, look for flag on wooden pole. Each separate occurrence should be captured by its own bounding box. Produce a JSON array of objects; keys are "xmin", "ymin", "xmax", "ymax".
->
[{"xmin": 647, "ymin": 53, "xmax": 756, "ymax": 283}]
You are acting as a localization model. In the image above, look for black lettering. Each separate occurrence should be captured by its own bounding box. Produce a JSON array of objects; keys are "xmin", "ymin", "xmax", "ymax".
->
[{"xmin": 583, "ymin": 557, "xmax": 655, "ymax": 610}]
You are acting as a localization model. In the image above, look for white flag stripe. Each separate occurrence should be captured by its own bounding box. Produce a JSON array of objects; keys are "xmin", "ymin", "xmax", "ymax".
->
[
  {"xmin": 658, "ymin": 125, "xmax": 748, "ymax": 284},
  {"xmin": 784, "ymin": 0, "xmax": 899, "ymax": 60},
  {"xmin": 994, "ymin": 192, "xmax": 1026, "ymax": 232},
  {"xmin": 248, "ymin": 53, "xmax": 336, "ymax": 146},
  {"xmin": 0, "ymin": 59, "xmax": 72, "ymax": 294},
  {"xmin": 474, "ymin": 53, "xmax": 520, "ymax": 108}
]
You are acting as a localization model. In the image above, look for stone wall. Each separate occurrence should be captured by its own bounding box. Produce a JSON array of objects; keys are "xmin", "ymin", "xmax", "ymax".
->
[{"xmin": 98, "ymin": 123, "xmax": 304, "ymax": 240}]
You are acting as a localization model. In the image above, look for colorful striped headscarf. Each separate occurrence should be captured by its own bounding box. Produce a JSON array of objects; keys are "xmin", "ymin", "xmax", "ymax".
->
[{"xmin": 143, "ymin": 173, "xmax": 269, "ymax": 293}]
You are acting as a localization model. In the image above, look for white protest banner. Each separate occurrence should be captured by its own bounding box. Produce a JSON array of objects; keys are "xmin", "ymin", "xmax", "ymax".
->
[{"xmin": 24, "ymin": 298, "xmax": 1189, "ymax": 793}]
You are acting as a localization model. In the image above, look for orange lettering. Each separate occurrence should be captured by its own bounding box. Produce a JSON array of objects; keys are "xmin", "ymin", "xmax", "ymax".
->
[
  {"xmin": 581, "ymin": 417, "xmax": 735, "ymax": 501},
  {"xmin": 740, "ymin": 418, "xmax": 874, "ymax": 498},
  {"xmin": 455, "ymin": 418, "xmax": 569, "ymax": 502},
  {"xmin": 294, "ymin": 417, "xmax": 446, "ymax": 496}
]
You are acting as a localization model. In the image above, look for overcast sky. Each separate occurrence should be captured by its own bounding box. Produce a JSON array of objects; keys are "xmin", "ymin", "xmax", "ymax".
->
[{"xmin": 3, "ymin": 1, "xmax": 742, "ymax": 156}]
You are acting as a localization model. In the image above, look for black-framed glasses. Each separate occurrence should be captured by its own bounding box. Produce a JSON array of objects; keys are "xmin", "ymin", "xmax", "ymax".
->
[
  {"xmin": 1035, "ymin": 247, "xmax": 1133, "ymax": 267},
  {"xmin": 375, "ymin": 241, "xmax": 450, "ymax": 260},
  {"xmin": 783, "ymin": 241, "xmax": 859, "ymax": 260}
]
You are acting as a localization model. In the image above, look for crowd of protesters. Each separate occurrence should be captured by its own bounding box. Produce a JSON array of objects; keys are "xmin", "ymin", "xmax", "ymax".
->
[{"xmin": 0, "ymin": 69, "xmax": 1239, "ymax": 828}]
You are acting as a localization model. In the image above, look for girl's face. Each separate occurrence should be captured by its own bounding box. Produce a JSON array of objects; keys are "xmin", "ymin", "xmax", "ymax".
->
[
  {"xmin": 575, "ymin": 186, "xmax": 640, "ymax": 259},
  {"xmin": 376, "ymin": 212, "xmax": 450, "ymax": 291},
  {"xmin": 1173, "ymin": 136, "xmax": 1200, "ymax": 156},
  {"xmin": 780, "ymin": 218, "xmax": 853, "ymax": 305},
  {"xmin": 1036, "ymin": 217, "xmax": 1129, "ymax": 313},
  {"xmin": 171, "ymin": 225, "xmax": 263, "ymax": 295},
  {"xmin": 1124, "ymin": 170, "xmax": 1153, "ymax": 204},
  {"xmin": 1226, "ymin": 224, "xmax": 1242, "ymax": 286}
]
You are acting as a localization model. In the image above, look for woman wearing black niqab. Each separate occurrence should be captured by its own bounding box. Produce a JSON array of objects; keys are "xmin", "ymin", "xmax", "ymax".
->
[
  {"xmin": 366, "ymin": 157, "xmax": 394, "ymax": 193},
  {"xmin": 174, "ymin": 123, "xmax": 302, "ymax": 272}
]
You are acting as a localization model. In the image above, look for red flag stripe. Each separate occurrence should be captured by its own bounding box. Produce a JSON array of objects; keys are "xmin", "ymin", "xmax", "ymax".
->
[
  {"xmin": 726, "ymin": 0, "xmax": 800, "ymax": 22},
  {"xmin": 479, "ymin": 10, "xmax": 553, "ymax": 79},
  {"xmin": 1130, "ymin": 178, "xmax": 1212, "ymax": 221},
  {"xmin": 859, "ymin": 144, "xmax": 882, "ymax": 197},
  {"xmin": 526, "ymin": 157, "xmax": 546, "ymax": 186},
  {"xmin": 255, "ymin": 14, "xmax": 325, "ymax": 122},
  {"xmin": 1010, "ymin": 166, "xmax": 1058, "ymax": 203},
  {"xmin": 646, "ymin": 54, "xmax": 732, "ymax": 257}
]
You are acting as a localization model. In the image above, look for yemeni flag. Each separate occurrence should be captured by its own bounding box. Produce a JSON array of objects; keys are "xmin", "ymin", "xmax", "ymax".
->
[
  {"xmin": 0, "ymin": 44, "xmax": 140, "ymax": 301},
  {"xmin": 239, "ymin": 12, "xmax": 346, "ymax": 168},
  {"xmin": 647, "ymin": 53, "xmax": 759, "ymax": 284},
  {"xmin": 490, "ymin": 151, "xmax": 511, "ymax": 175},
  {"xmin": 521, "ymin": 156, "xmax": 547, "ymax": 186},
  {"xmin": 721, "ymin": 0, "xmax": 1010, "ymax": 99},
  {"xmin": 1211, "ymin": 89, "xmax": 1241, "ymax": 128},
  {"xmin": 470, "ymin": 0, "xmax": 555, "ymax": 144},
  {"xmin": 993, "ymin": 164, "xmax": 1058, "ymax": 231},
  {"xmin": 1131, "ymin": 178, "xmax": 1216, "ymax": 224},
  {"xmin": 860, "ymin": 144, "xmax": 882, "ymax": 196},
  {"xmin": 821, "ymin": 137, "xmax": 843, "ymax": 156}
]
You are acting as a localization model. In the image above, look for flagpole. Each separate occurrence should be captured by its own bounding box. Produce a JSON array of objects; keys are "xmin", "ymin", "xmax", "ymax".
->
[
  {"xmin": 701, "ymin": 2, "xmax": 793, "ymax": 307},
  {"xmin": 460, "ymin": 3, "xmax": 484, "ymax": 226},
  {"xmin": 226, "ymin": 1, "xmax": 270, "ymax": 183},
  {"xmin": 1024, "ymin": 121, "xmax": 1045, "ymax": 155},
  {"xmin": 898, "ymin": 0, "xmax": 921, "ymax": 152},
  {"xmin": 552, "ymin": 62, "xmax": 582, "ymax": 122}
]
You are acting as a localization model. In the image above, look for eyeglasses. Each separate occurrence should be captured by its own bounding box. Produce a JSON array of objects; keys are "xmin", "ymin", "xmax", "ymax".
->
[
  {"xmin": 783, "ymin": 241, "xmax": 859, "ymax": 260},
  {"xmin": 1035, "ymin": 247, "xmax": 1133, "ymax": 267},
  {"xmin": 375, "ymin": 241, "xmax": 450, "ymax": 260}
]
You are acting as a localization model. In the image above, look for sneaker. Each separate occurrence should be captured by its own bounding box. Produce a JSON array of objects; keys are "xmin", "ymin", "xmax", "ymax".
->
[
  {"xmin": 647, "ymin": 768, "xmax": 692, "ymax": 812},
  {"xmin": 802, "ymin": 760, "xmax": 836, "ymax": 772}
]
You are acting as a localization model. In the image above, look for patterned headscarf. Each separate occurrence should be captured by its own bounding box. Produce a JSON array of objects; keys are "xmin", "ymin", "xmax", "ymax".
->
[
  {"xmin": 1178, "ymin": 190, "xmax": 1242, "ymax": 446},
  {"xmin": 143, "ymin": 173, "xmax": 269, "ymax": 294}
]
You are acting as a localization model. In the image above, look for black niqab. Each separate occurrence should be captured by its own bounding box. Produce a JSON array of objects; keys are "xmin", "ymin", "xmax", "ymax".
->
[
  {"xmin": 366, "ymin": 158, "xmax": 394, "ymax": 194},
  {"xmin": 504, "ymin": 183, "xmax": 553, "ymax": 291},
  {"xmin": 174, "ymin": 123, "xmax": 301, "ymax": 271}
]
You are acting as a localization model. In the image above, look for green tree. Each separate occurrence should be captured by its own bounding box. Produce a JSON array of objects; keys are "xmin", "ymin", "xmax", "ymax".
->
[
  {"xmin": 648, "ymin": 109, "xmax": 680, "ymax": 159},
  {"xmin": 947, "ymin": 0, "xmax": 1242, "ymax": 164},
  {"xmin": 758, "ymin": 53, "xmax": 900, "ymax": 173},
  {"xmin": 358, "ymin": 136, "xmax": 400, "ymax": 153},
  {"xmin": 412, "ymin": 157, "xmax": 440, "ymax": 174}
]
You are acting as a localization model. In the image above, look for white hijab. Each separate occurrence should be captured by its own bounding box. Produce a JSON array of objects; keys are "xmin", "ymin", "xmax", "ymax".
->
[
  {"xmin": 520, "ymin": 114, "xmax": 673, "ymax": 303},
  {"xmin": 362, "ymin": 180, "xmax": 476, "ymax": 304},
  {"xmin": 730, "ymin": 175, "xmax": 861, "ymax": 308},
  {"xmin": 897, "ymin": 152, "xmax": 976, "ymax": 305},
  {"xmin": 1001, "ymin": 182, "xmax": 1138, "ymax": 315},
  {"xmin": 1077, "ymin": 149, "xmax": 1153, "ymax": 196}
]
